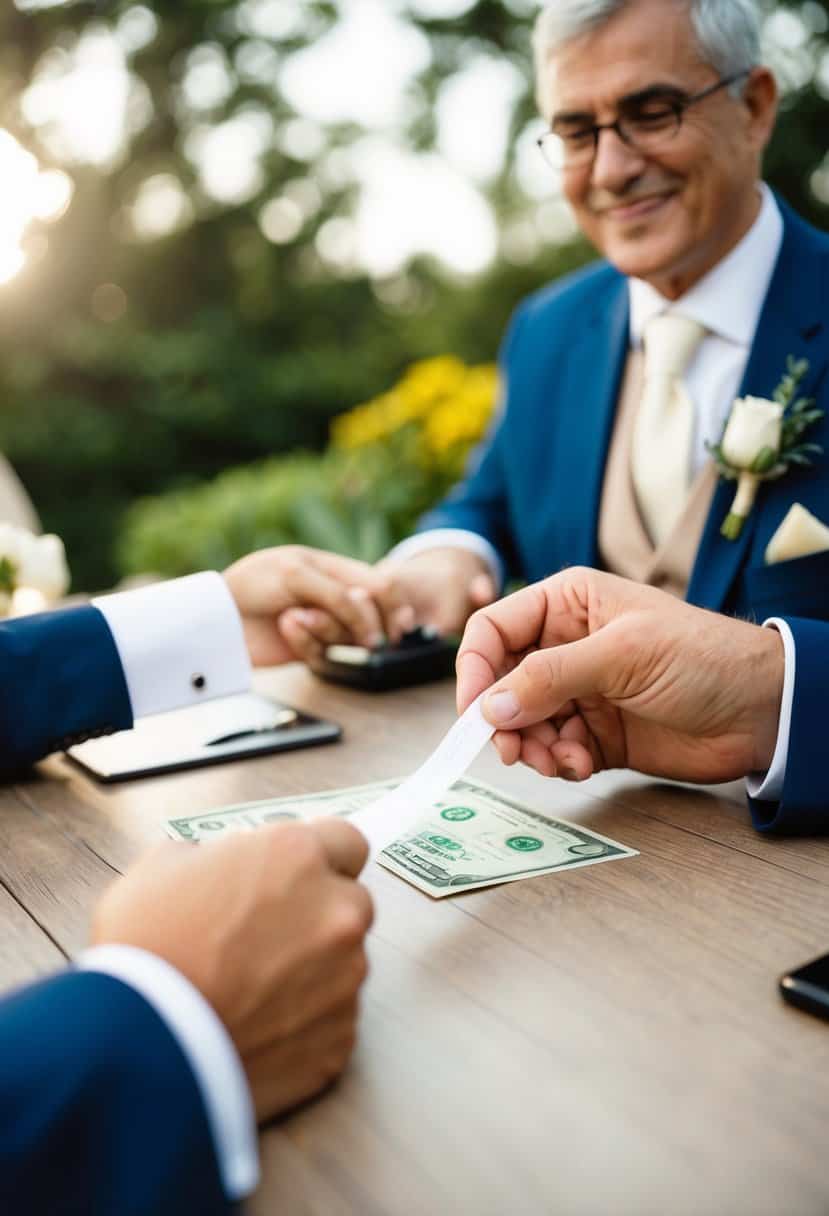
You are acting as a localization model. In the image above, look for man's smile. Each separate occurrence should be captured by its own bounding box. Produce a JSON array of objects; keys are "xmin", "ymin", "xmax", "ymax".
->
[{"xmin": 597, "ymin": 191, "xmax": 679, "ymax": 224}]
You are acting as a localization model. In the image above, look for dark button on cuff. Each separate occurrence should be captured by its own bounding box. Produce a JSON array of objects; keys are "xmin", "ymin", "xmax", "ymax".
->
[{"xmin": 191, "ymin": 673, "xmax": 206, "ymax": 692}]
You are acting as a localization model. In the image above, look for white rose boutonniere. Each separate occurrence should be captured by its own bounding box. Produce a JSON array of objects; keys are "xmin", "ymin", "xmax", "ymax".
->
[
  {"xmin": 708, "ymin": 358, "xmax": 824, "ymax": 540},
  {"xmin": 721, "ymin": 396, "xmax": 784, "ymax": 467},
  {"xmin": 0, "ymin": 524, "xmax": 70, "ymax": 616}
]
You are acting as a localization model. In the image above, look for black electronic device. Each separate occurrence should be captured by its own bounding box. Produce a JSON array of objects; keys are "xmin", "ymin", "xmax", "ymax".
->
[
  {"xmin": 779, "ymin": 950, "xmax": 829, "ymax": 1022},
  {"xmin": 312, "ymin": 626, "xmax": 458, "ymax": 692}
]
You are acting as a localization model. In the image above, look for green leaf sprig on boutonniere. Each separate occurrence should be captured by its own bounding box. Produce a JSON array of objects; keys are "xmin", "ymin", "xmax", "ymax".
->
[{"xmin": 707, "ymin": 357, "xmax": 824, "ymax": 541}]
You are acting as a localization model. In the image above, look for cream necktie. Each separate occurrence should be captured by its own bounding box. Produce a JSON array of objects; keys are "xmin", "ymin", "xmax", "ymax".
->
[{"xmin": 631, "ymin": 313, "xmax": 706, "ymax": 548}]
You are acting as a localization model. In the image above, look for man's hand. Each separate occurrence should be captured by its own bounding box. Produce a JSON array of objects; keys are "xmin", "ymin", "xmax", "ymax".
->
[
  {"xmin": 223, "ymin": 546, "xmax": 385, "ymax": 666},
  {"xmin": 276, "ymin": 545, "xmax": 497, "ymax": 663},
  {"xmin": 456, "ymin": 567, "xmax": 785, "ymax": 786},
  {"xmin": 373, "ymin": 547, "xmax": 497, "ymax": 641},
  {"xmin": 92, "ymin": 819, "xmax": 373, "ymax": 1123}
]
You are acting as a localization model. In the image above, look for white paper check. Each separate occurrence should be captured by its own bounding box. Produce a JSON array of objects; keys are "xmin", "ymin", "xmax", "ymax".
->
[{"xmin": 350, "ymin": 693, "xmax": 494, "ymax": 860}]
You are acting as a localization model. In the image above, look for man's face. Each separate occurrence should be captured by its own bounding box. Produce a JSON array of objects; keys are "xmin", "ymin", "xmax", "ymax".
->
[{"xmin": 539, "ymin": 0, "xmax": 777, "ymax": 297}]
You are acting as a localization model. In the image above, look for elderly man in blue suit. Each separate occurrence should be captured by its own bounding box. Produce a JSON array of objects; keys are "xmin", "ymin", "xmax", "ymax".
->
[
  {"xmin": 0, "ymin": 546, "xmax": 380, "ymax": 1214},
  {"xmin": 342, "ymin": 0, "xmax": 829, "ymax": 645}
]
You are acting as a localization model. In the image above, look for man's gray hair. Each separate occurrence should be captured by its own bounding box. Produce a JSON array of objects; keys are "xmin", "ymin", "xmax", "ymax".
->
[{"xmin": 533, "ymin": 0, "xmax": 761, "ymax": 114}]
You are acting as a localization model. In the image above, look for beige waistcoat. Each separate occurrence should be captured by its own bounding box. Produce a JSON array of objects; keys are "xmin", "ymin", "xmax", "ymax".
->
[{"xmin": 597, "ymin": 349, "xmax": 717, "ymax": 599}]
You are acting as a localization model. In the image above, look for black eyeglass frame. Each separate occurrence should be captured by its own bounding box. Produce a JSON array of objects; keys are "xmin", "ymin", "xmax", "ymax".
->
[{"xmin": 537, "ymin": 69, "xmax": 752, "ymax": 168}]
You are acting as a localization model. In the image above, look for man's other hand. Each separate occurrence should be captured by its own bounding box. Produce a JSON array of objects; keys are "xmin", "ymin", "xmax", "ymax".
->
[
  {"xmin": 373, "ymin": 547, "xmax": 496, "ymax": 642},
  {"xmin": 92, "ymin": 818, "xmax": 373, "ymax": 1122},
  {"xmin": 277, "ymin": 545, "xmax": 496, "ymax": 663},
  {"xmin": 223, "ymin": 546, "xmax": 385, "ymax": 667}
]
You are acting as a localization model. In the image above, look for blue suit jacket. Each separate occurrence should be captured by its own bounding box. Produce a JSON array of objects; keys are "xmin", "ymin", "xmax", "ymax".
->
[
  {"xmin": 748, "ymin": 616, "xmax": 829, "ymax": 835},
  {"xmin": 421, "ymin": 198, "xmax": 829, "ymax": 623},
  {"xmin": 0, "ymin": 603, "xmax": 133, "ymax": 779},
  {"xmin": 0, "ymin": 971, "xmax": 230, "ymax": 1215},
  {"xmin": 0, "ymin": 605, "xmax": 230, "ymax": 1213}
]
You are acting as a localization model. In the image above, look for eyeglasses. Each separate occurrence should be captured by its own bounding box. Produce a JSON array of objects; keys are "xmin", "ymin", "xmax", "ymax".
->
[{"xmin": 537, "ymin": 70, "xmax": 751, "ymax": 172}]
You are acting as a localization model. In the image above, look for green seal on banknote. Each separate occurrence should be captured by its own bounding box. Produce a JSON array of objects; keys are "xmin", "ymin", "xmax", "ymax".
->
[
  {"xmin": 440, "ymin": 807, "xmax": 476, "ymax": 822},
  {"xmin": 427, "ymin": 835, "xmax": 463, "ymax": 851},
  {"xmin": 505, "ymin": 835, "xmax": 543, "ymax": 853}
]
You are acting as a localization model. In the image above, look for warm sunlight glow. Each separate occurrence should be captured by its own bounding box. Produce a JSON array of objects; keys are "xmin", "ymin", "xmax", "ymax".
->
[
  {"xmin": 130, "ymin": 174, "xmax": 194, "ymax": 241},
  {"xmin": 0, "ymin": 131, "xmax": 74, "ymax": 286},
  {"xmin": 21, "ymin": 28, "xmax": 135, "ymax": 166},
  {"xmin": 185, "ymin": 109, "xmax": 273, "ymax": 206},
  {"xmin": 351, "ymin": 140, "xmax": 498, "ymax": 276},
  {"xmin": 7, "ymin": 1, "xmax": 565, "ymax": 277},
  {"xmin": 280, "ymin": 0, "xmax": 430, "ymax": 129},
  {"xmin": 0, "ymin": 249, "xmax": 27, "ymax": 287},
  {"xmin": 32, "ymin": 169, "xmax": 74, "ymax": 222}
]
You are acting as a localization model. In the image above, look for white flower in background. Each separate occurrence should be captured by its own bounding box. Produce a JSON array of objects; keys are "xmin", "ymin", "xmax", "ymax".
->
[
  {"xmin": 0, "ymin": 522, "xmax": 27, "ymax": 568},
  {"xmin": 720, "ymin": 396, "xmax": 784, "ymax": 471},
  {"xmin": 0, "ymin": 524, "xmax": 26, "ymax": 616},
  {"xmin": 19, "ymin": 533, "xmax": 70, "ymax": 600},
  {"xmin": 0, "ymin": 525, "xmax": 70, "ymax": 616}
]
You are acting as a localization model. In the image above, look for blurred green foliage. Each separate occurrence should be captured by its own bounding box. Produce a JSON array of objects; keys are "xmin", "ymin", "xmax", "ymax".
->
[
  {"xmin": 121, "ymin": 353, "xmax": 503, "ymax": 574},
  {"xmin": 120, "ymin": 448, "xmax": 416, "ymax": 575},
  {"xmin": 0, "ymin": 0, "xmax": 826, "ymax": 588}
]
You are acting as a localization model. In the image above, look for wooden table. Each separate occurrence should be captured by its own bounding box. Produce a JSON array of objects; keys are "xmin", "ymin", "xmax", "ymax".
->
[{"xmin": 3, "ymin": 666, "xmax": 829, "ymax": 1215}]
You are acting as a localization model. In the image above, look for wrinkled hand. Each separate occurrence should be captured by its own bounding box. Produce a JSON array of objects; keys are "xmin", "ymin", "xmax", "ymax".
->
[
  {"xmin": 456, "ymin": 567, "xmax": 784, "ymax": 785},
  {"xmin": 92, "ymin": 818, "xmax": 373, "ymax": 1122},
  {"xmin": 223, "ymin": 546, "xmax": 385, "ymax": 666}
]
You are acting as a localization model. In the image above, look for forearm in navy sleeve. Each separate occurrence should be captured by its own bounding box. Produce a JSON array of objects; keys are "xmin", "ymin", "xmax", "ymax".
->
[
  {"xmin": 415, "ymin": 305, "xmax": 529, "ymax": 576},
  {"xmin": 0, "ymin": 605, "xmax": 132, "ymax": 777},
  {"xmin": 416, "ymin": 425, "xmax": 515, "ymax": 565},
  {"xmin": 0, "ymin": 970, "xmax": 229, "ymax": 1215}
]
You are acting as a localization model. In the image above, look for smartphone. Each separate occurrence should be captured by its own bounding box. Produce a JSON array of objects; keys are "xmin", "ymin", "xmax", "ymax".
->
[
  {"xmin": 312, "ymin": 627, "xmax": 458, "ymax": 693},
  {"xmin": 779, "ymin": 951, "xmax": 829, "ymax": 1022}
]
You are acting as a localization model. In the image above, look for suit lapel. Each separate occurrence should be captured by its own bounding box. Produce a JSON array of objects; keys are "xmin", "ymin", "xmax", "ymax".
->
[
  {"xmin": 552, "ymin": 273, "xmax": 629, "ymax": 566},
  {"xmin": 687, "ymin": 203, "xmax": 828, "ymax": 611}
]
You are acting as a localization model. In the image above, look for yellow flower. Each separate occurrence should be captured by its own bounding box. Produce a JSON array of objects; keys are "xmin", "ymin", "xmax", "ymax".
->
[
  {"xmin": 400, "ymin": 355, "xmax": 467, "ymax": 406},
  {"xmin": 331, "ymin": 356, "xmax": 498, "ymax": 459},
  {"xmin": 422, "ymin": 366, "xmax": 499, "ymax": 461}
]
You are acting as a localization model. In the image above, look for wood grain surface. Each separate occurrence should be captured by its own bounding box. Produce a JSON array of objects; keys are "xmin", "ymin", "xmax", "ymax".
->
[{"xmin": 3, "ymin": 664, "xmax": 829, "ymax": 1215}]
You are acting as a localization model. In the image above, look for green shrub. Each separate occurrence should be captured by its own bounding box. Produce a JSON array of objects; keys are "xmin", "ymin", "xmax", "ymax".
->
[{"xmin": 119, "ymin": 356, "xmax": 500, "ymax": 576}]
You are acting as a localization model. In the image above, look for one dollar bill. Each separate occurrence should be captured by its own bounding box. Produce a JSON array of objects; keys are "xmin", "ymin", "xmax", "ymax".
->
[{"xmin": 165, "ymin": 778, "xmax": 637, "ymax": 898}]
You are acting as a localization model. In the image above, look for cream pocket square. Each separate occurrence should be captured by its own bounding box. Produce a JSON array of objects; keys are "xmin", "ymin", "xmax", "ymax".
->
[{"xmin": 765, "ymin": 503, "xmax": 829, "ymax": 565}]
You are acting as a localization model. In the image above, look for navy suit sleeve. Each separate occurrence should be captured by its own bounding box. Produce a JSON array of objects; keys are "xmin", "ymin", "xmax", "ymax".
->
[
  {"xmin": 748, "ymin": 616, "xmax": 829, "ymax": 834},
  {"xmin": 0, "ymin": 969, "xmax": 230, "ymax": 1215},
  {"xmin": 415, "ymin": 305, "xmax": 527, "ymax": 576},
  {"xmin": 0, "ymin": 604, "xmax": 133, "ymax": 778}
]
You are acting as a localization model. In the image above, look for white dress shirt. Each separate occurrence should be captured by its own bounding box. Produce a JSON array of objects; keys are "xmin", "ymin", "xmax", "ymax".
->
[
  {"xmin": 628, "ymin": 183, "xmax": 783, "ymax": 474},
  {"xmin": 92, "ymin": 571, "xmax": 252, "ymax": 718},
  {"xmin": 79, "ymin": 573, "xmax": 259, "ymax": 1202},
  {"xmin": 746, "ymin": 618, "xmax": 795, "ymax": 802},
  {"xmin": 390, "ymin": 184, "xmax": 794, "ymax": 796}
]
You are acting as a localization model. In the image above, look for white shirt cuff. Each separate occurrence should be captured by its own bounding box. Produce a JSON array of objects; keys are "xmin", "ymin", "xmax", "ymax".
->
[
  {"xmin": 77, "ymin": 944, "xmax": 259, "ymax": 1202},
  {"xmin": 93, "ymin": 572, "xmax": 251, "ymax": 720},
  {"xmin": 386, "ymin": 528, "xmax": 504, "ymax": 590},
  {"xmin": 745, "ymin": 617, "xmax": 794, "ymax": 802}
]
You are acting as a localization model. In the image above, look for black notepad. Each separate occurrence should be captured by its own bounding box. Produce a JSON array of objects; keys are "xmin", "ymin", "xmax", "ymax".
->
[{"xmin": 66, "ymin": 693, "xmax": 341, "ymax": 782}]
